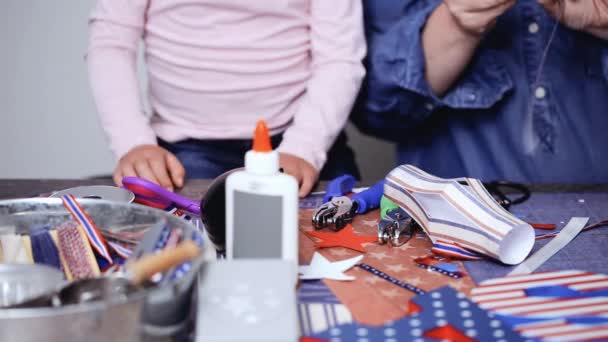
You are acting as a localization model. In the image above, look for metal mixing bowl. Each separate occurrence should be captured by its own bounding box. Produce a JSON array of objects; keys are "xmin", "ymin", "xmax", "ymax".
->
[{"xmin": 0, "ymin": 198, "xmax": 202, "ymax": 341}]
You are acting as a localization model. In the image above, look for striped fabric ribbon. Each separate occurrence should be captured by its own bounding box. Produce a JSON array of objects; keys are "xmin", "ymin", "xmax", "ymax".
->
[
  {"xmin": 108, "ymin": 241, "xmax": 132, "ymax": 259},
  {"xmin": 56, "ymin": 221, "xmax": 100, "ymax": 280},
  {"xmin": 30, "ymin": 230, "xmax": 62, "ymax": 271},
  {"xmin": 431, "ymin": 240, "xmax": 483, "ymax": 260},
  {"xmin": 384, "ymin": 164, "xmax": 534, "ymax": 265},
  {"xmin": 61, "ymin": 194, "xmax": 113, "ymax": 264}
]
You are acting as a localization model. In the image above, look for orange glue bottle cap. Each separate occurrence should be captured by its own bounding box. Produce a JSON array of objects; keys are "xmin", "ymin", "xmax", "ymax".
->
[{"xmin": 252, "ymin": 120, "xmax": 272, "ymax": 152}]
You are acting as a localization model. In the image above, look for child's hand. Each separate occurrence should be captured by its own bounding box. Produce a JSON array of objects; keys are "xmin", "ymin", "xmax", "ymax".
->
[
  {"xmin": 279, "ymin": 153, "xmax": 319, "ymax": 198},
  {"xmin": 113, "ymin": 145, "xmax": 185, "ymax": 191}
]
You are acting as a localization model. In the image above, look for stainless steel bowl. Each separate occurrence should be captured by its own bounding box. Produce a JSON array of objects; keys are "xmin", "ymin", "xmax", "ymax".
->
[
  {"xmin": 0, "ymin": 263, "xmax": 65, "ymax": 307},
  {"xmin": 0, "ymin": 198, "xmax": 202, "ymax": 341}
]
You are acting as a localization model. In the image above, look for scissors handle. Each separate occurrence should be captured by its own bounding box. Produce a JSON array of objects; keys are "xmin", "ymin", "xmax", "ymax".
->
[
  {"xmin": 351, "ymin": 180, "xmax": 384, "ymax": 214},
  {"xmin": 323, "ymin": 174, "xmax": 356, "ymax": 203},
  {"xmin": 122, "ymin": 177, "xmax": 201, "ymax": 215}
]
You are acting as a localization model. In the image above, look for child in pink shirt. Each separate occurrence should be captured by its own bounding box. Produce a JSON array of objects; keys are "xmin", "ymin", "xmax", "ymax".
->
[{"xmin": 87, "ymin": 0, "xmax": 366, "ymax": 196}]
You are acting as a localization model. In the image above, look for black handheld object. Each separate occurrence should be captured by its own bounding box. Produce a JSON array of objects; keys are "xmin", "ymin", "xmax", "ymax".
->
[{"xmin": 200, "ymin": 168, "xmax": 243, "ymax": 253}]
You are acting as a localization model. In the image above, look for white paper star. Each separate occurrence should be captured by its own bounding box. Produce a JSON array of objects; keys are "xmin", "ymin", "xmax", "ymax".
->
[
  {"xmin": 365, "ymin": 276, "xmax": 383, "ymax": 285},
  {"xmin": 329, "ymin": 248, "xmax": 353, "ymax": 257},
  {"xmin": 385, "ymin": 263, "xmax": 407, "ymax": 273},
  {"xmin": 299, "ymin": 252, "xmax": 363, "ymax": 281},
  {"xmin": 408, "ymin": 276, "xmax": 423, "ymax": 286},
  {"xmin": 380, "ymin": 288, "xmax": 402, "ymax": 299},
  {"xmin": 368, "ymin": 251, "xmax": 390, "ymax": 261}
]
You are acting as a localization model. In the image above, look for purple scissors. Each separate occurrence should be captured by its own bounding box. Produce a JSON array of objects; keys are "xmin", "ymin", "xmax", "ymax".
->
[{"xmin": 122, "ymin": 176, "xmax": 201, "ymax": 215}]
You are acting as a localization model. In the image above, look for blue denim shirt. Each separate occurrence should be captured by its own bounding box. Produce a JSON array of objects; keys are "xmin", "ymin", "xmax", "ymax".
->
[{"xmin": 355, "ymin": 0, "xmax": 608, "ymax": 182}]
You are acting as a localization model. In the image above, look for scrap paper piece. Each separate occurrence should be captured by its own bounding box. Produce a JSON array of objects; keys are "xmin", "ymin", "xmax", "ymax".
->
[
  {"xmin": 20, "ymin": 235, "xmax": 34, "ymax": 263},
  {"xmin": 311, "ymin": 286, "xmax": 524, "ymax": 341},
  {"xmin": 298, "ymin": 280, "xmax": 353, "ymax": 336},
  {"xmin": 471, "ymin": 270, "xmax": 608, "ymax": 341},
  {"xmin": 415, "ymin": 255, "xmax": 467, "ymax": 279},
  {"xmin": 384, "ymin": 164, "xmax": 535, "ymax": 264},
  {"xmin": 0, "ymin": 234, "xmax": 30, "ymax": 263},
  {"xmin": 300, "ymin": 193, "xmax": 326, "ymax": 210},
  {"xmin": 305, "ymin": 224, "xmax": 377, "ymax": 253},
  {"xmin": 509, "ymin": 217, "xmax": 588, "ymax": 276},
  {"xmin": 299, "ymin": 252, "xmax": 363, "ymax": 281},
  {"xmin": 298, "ymin": 280, "xmax": 342, "ymax": 304},
  {"xmin": 299, "ymin": 302, "xmax": 353, "ymax": 336}
]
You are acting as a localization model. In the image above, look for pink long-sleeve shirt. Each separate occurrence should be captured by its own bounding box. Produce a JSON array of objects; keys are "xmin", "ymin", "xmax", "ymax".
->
[{"xmin": 87, "ymin": 0, "xmax": 366, "ymax": 171}]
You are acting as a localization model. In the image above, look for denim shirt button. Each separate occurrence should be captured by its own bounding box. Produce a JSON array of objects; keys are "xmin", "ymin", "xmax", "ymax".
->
[
  {"xmin": 528, "ymin": 22, "xmax": 539, "ymax": 34},
  {"xmin": 424, "ymin": 102, "xmax": 434, "ymax": 111},
  {"xmin": 535, "ymin": 86, "xmax": 547, "ymax": 99},
  {"xmin": 467, "ymin": 93, "xmax": 477, "ymax": 101}
]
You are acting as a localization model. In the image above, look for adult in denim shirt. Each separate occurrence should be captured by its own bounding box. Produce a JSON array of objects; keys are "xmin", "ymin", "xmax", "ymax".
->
[{"xmin": 355, "ymin": 0, "xmax": 608, "ymax": 182}]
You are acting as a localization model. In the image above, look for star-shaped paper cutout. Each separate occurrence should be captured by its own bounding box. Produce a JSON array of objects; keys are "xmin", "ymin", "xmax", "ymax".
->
[
  {"xmin": 368, "ymin": 251, "xmax": 390, "ymax": 261},
  {"xmin": 408, "ymin": 276, "xmax": 423, "ymax": 286},
  {"xmin": 328, "ymin": 248, "xmax": 353, "ymax": 257},
  {"xmin": 365, "ymin": 276, "xmax": 382, "ymax": 285},
  {"xmin": 380, "ymin": 288, "xmax": 402, "ymax": 299},
  {"xmin": 385, "ymin": 263, "xmax": 407, "ymax": 273},
  {"xmin": 299, "ymin": 252, "xmax": 363, "ymax": 281},
  {"xmin": 305, "ymin": 224, "xmax": 377, "ymax": 252}
]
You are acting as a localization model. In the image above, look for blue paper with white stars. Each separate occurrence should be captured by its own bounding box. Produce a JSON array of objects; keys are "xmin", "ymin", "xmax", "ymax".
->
[{"xmin": 311, "ymin": 286, "xmax": 526, "ymax": 342}]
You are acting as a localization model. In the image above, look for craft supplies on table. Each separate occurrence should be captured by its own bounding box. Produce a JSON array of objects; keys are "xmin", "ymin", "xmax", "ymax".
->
[
  {"xmin": 297, "ymin": 167, "xmax": 608, "ymax": 341},
  {"xmin": 0, "ymin": 197, "xmax": 203, "ymax": 341},
  {"xmin": 463, "ymin": 192, "xmax": 608, "ymax": 284}
]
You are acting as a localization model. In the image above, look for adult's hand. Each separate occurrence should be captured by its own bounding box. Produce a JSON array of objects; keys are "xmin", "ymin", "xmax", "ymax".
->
[{"xmin": 539, "ymin": 0, "xmax": 608, "ymax": 39}]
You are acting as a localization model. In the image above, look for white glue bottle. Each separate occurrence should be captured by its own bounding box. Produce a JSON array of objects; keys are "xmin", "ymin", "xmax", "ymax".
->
[{"xmin": 225, "ymin": 120, "xmax": 299, "ymax": 266}]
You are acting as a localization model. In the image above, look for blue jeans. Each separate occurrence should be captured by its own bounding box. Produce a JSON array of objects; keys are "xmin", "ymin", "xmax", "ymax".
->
[{"xmin": 158, "ymin": 132, "xmax": 360, "ymax": 180}]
